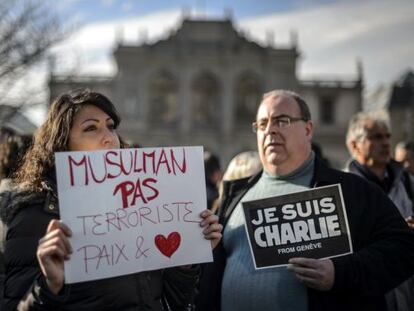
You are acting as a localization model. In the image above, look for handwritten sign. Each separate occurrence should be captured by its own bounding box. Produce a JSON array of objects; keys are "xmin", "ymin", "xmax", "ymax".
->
[
  {"xmin": 243, "ymin": 184, "xmax": 352, "ymax": 269},
  {"xmin": 55, "ymin": 146, "xmax": 212, "ymax": 283}
]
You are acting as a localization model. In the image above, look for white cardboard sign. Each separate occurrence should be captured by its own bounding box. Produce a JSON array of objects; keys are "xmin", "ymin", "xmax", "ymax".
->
[{"xmin": 55, "ymin": 146, "xmax": 212, "ymax": 283}]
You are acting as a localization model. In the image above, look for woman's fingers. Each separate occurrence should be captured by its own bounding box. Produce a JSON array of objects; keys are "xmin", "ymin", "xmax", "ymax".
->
[
  {"xmin": 40, "ymin": 222, "xmax": 73, "ymax": 257},
  {"xmin": 38, "ymin": 220, "xmax": 73, "ymax": 262},
  {"xmin": 39, "ymin": 235, "xmax": 72, "ymax": 260},
  {"xmin": 202, "ymin": 223, "xmax": 223, "ymax": 235},
  {"xmin": 46, "ymin": 219, "xmax": 72, "ymax": 237},
  {"xmin": 199, "ymin": 209, "xmax": 222, "ymax": 249},
  {"xmin": 38, "ymin": 244, "xmax": 67, "ymax": 261}
]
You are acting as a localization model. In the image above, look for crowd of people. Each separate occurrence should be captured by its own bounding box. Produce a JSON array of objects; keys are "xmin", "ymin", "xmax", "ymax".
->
[{"xmin": 1, "ymin": 88, "xmax": 414, "ymax": 310}]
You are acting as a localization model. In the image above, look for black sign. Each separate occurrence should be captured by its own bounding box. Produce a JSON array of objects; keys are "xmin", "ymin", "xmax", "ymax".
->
[{"xmin": 243, "ymin": 184, "xmax": 352, "ymax": 269}]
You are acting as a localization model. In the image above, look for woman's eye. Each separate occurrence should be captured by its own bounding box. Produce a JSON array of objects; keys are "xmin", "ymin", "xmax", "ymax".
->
[
  {"xmin": 107, "ymin": 123, "xmax": 116, "ymax": 131},
  {"xmin": 84, "ymin": 125, "xmax": 96, "ymax": 132}
]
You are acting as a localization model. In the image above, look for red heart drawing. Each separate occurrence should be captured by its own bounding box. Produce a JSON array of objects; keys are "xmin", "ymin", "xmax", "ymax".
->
[{"xmin": 154, "ymin": 232, "xmax": 181, "ymax": 258}]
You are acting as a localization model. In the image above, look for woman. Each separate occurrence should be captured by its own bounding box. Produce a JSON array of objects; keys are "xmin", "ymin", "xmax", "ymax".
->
[{"xmin": 2, "ymin": 90, "xmax": 222, "ymax": 310}]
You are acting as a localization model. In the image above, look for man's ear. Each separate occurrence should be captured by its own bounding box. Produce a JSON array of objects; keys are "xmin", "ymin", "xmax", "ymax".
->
[
  {"xmin": 348, "ymin": 140, "xmax": 359, "ymax": 156},
  {"xmin": 305, "ymin": 121, "xmax": 314, "ymax": 139}
]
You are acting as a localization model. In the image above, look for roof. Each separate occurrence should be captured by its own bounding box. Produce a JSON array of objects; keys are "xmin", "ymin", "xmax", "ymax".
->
[{"xmin": 115, "ymin": 17, "xmax": 297, "ymax": 54}]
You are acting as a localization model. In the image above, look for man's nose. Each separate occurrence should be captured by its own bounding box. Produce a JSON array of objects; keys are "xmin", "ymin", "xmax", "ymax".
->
[{"xmin": 264, "ymin": 120, "xmax": 278, "ymax": 135}]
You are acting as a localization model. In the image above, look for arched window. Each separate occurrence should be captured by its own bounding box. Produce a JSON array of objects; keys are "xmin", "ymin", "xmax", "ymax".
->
[
  {"xmin": 191, "ymin": 72, "xmax": 221, "ymax": 128},
  {"xmin": 124, "ymin": 89, "xmax": 139, "ymax": 116},
  {"xmin": 234, "ymin": 73, "xmax": 262, "ymax": 127},
  {"xmin": 148, "ymin": 70, "xmax": 178, "ymax": 126},
  {"xmin": 319, "ymin": 96, "xmax": 335, "ymax": 125}
]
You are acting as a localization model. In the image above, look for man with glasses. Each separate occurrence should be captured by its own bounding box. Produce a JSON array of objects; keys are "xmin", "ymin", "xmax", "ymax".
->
[
  {"xmin": 197, "ymin": 90, "xmax": 414, "ymax": 311},
  {"xmin": 345, "ymin": 112, "xmax": 414, "ymax": 311}
]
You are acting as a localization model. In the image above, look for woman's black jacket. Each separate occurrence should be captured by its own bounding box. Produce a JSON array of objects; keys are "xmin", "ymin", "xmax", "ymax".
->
[{"xmin": 2, "ymin": 181, "xmax": 199, "ymax": 311}]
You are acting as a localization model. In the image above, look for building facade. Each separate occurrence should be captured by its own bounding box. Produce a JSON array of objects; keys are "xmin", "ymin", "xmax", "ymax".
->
[
  {"xmin": 387, "ymin": 71, "xmax": 414, "ymax": 147},
  {"xmin": 49, "ymin": 16, "xmax": 363, "ymax": 168},
  {"xmin": 365, "ymin": 70, "xmax": 414, "ymax": 149}
]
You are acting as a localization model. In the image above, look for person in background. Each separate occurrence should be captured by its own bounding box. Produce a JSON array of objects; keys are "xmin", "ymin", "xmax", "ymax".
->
[
  {"xmin": 204, "ymin": 151, "xmax": 222, "ymax": 209},
  {"xmin": 0, "ymin": 129, "xmax": 32, "ymax": 309},
  {"xmin": 210, "ymin": 151, "xmax": 262, "ymax": 213},
  {"xmin": 345, "ymin": 112, "xmax": 414, "ymax": 311},
  {"xmin": 345, "ymin": 113, "xmax": 413, "ymax": 225},
  {"xmin": 2, "ymin": 89, "xmax": 222, "ymax": 311},
  {"xmin": 197, "ymin": 89, "xmax": 414, "ymax": 311},
  {"xmin": 222, "ymin": 151, "xmax": 262, "ymax": 182},
  {"xmin": 395, "ymin": 141, "xmax": 414, "ymax": 185},
  {"xmin": 0, "ymin": 129, "xmax": 32, "ymax": 188}
]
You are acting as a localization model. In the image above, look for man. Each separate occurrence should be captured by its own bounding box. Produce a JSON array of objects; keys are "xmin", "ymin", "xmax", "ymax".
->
[
  {"xmin": 345, "ymin": 113, "xmax": 414, "ymax": 311},
  {"xmin": 395, "ymin": 141, "xmax": 414, "ymax": 202},
  {"xmin": 197, "ymin": 90, "xmax": 414, "ymax": 311},
  {"xmin": 395, "ymin": 141, "xmax": 414, "ymax": 180},
  {"xmin": 345, "ymin": 114, "xmax": 413, "ymax": 221}
]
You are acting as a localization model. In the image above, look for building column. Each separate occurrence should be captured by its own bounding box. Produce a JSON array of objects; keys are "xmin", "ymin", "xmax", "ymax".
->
[
  {"xmin": 222, "ymin": 70, "xmax": 234, "ymax": 136},
  {"xmin": 179, "ymin": 68, "xmax": 191, "ymax": 133},
  {"xmin": 139, "ymin": 74, "xmax": 149, "ymax": 129}
]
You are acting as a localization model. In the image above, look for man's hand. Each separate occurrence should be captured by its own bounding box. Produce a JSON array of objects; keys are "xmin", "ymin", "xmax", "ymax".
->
[
  {"xmin": 405, "ymin": 216, "xmax": 414, "ymax": 229},
  {"xmin": 287, "ymin": 257, "xmax": 335, "ymax": 291}
]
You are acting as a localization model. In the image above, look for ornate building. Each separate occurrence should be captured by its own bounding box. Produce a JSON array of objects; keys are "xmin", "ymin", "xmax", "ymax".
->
[
  {"xmin": 49, "ymin": 16, "xmax": 363, "ymax": 167},
  {"xmin": 387, "ymin": 71, "xmax": 414, "ymax": 146},
  {"xmin": 365, "ymin": 70, "xmax": 414, "ymax": 148}
]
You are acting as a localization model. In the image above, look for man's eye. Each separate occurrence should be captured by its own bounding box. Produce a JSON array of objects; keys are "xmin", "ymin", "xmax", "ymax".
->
[
  {"xmin": 258, "ymin": 121, "xmax": 268, "ymax": 129},
  {"xmin": 277, "ymin": 118, "xmax": 290, "ymax": 126}
]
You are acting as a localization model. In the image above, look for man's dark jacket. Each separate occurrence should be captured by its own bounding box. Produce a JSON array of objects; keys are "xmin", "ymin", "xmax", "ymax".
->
[
  {"xmin": 197, "ymin": 158, "xmax": 414, "ymax": 311},
  {"xmin": 1, "ymin": 180, "xmax": 199, "ymax": 311}
]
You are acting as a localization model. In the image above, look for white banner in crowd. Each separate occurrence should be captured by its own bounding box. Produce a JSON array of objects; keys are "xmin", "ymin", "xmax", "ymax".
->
[{"xmin": 55, "ymin": 146, "xmax": 212, "ymax": 283}]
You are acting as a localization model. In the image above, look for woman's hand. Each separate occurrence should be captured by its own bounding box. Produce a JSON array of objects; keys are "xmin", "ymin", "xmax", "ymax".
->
[
  {"xmin": 36, "ymin": 219, "xmax": 72, "ymax": 294},
  {"xmin": 200, "ymin": 209, "xmax": 222, "ymax": 250}
]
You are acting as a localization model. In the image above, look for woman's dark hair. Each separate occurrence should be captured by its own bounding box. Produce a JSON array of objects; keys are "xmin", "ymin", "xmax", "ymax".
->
[{"xmin": 15, "ymin": 89, "xmax": 122, "ymax": 191}]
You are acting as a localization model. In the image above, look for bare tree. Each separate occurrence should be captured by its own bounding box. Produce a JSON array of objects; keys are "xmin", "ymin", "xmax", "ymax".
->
[{"xmin": 0, "ymin": 0, "xmax": 66, "ymax": 121}]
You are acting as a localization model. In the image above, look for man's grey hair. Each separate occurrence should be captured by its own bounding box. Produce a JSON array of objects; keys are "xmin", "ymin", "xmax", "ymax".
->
[
  {"xmin": 346, "ymin": 111, "xmax": 390, "ymax": 156},
  {"xmin": 259, "ymin": 90, "xmax": 311, "ymax": 121}
]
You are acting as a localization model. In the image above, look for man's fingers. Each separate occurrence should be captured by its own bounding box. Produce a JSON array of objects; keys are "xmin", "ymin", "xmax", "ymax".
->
[
  {"xmin": 288, "ymin": 257, "xmax": 319, "ymax": 268},
  {"xmin": 288, "ymin": 258, "xmax": 335, "ymax": 291},
  {"xmin": 287, "ymin": 264, "xmax": 319, "ymax": 279}
]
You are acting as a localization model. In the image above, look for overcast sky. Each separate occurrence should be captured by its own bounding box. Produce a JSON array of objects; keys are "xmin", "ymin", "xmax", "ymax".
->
[{"xmin": 21, "ymin": 0, "xmax": 414, "ymax": 123}]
